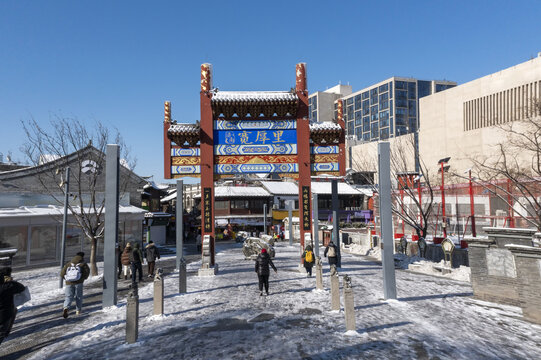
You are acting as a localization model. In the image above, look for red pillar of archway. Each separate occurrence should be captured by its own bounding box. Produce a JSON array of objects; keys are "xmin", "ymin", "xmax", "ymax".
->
[
  {"xmin": 337, "ymin": 99, "xmax": 346, "ymax": 177},
  {"xmin": 163, "ymin": 101, "xmax": 172, "ymax": 179},
  {"xmin": 296, "ymin": 63, "xmax": 311, "ymax": 252},
  {"xmin": 200, "ymin": 63, "xmax": 216, "ymax": 266}
]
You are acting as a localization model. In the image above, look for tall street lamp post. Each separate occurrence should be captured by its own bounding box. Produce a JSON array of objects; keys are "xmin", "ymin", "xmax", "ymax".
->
[
  {"xmin": 465, "ymin": 169, "xmax": 477, "ymax": 237},
  {"xmin": 438, "ymin": 157, "xmax": 451, "ymax": 238}
]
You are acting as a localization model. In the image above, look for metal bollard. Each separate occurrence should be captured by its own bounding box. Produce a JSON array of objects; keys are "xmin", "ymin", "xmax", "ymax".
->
[
  {"xmin": 153, "ymin": 268, "xmax": 164, "ymax": 315},
  {"xmin": 315, "ymin": 256, "xmax": 323, "ymax": 290},
  {"xmin": 126, "ymin": 282, "xmax": 139, "ymax": 344},
  {"xmin": 330, "ymin": 265, "xmax": 340, "ymax": 311},
  {"xmin": 343, "ymin": 274, "xmax": 356, "ymax": 331},
  {"xmin": 179, "ymin": 258, "xmax": 187, "ymax": 294}
]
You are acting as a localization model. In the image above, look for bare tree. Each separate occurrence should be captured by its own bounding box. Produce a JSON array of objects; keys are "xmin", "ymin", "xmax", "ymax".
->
[
  {"xmin": 21, "ymin": 115, "xmax": 136, "ymax": 275},
  {"xmin": 350, "ymin": 135, "xmax": 435, "ymax": 238},
  {"xmin": 467, "ymin": 98, "xmax": 541, "ymax": 230}
]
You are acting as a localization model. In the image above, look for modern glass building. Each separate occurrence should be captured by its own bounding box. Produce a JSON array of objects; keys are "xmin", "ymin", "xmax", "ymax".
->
[
  {"xmin": 331, "ymin": 77, "xmax": 456, "ymax": 142},
  {"xmin": 308, "ymin": 84, "xmax": 352, "ymax": 123}
]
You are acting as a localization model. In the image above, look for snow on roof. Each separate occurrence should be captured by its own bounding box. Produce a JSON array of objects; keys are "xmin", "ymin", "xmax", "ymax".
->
[
  {"xmin": 160, "ymin": 191, "xmax": 177, "ymax": 203},
  {"xmin": 260, "ymin": 181, "xmax": 299, "ymax": 195},
  {"xmin": 194, "ymin": 186, "xmax": 271, "ymax": 198},
  {"xmin": 143, "ymin": 181, "xmax": 170, "ymax": 191},
  {"xmin": 38, "ymin": 154, "xmax": 60, "ymax": 165},
  {"xmin": 310, "ymin": 181, "xmax": 362, "ymax": 195},
  {"xmin": 309, "ymin": 122, "xmax": 342, "ymax": 131},
  {"xmin": 212, "ymin": 91, "xmax": 297, "ymax": 102},
  {"xmin": 0, "ymin": 205, "xmax": 146, "ymax": 218}
]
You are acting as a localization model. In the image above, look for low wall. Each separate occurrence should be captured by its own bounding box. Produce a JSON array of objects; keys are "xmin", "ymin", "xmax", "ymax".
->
[
  {"xmin": 508, "ymin": 244, "xmax": 541, "ymax": 324},
  {"xmin": 465, "ymin": 227, "xmax": 536, "ymax": 307}
]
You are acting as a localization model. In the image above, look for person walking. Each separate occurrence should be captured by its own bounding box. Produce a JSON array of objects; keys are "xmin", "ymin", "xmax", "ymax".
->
[
  {"xmin": 145, "ymin": 241, "xmax": 160, "ymax": 278},
  {"xmin": 302, "ymin": 245, "xmax": 315, "ymax": 277},
  {"xmin": 0, "ymin": 267, "xmax": 25, "ymax": 345},
  {"xmin": 60, "ymin": 252, "xmax": 90, "ymax": 318},
  {"xmin": 254, "ymin": 248, "xmax": 277, "ymax": 296},
  {"xmin": 121, "ymin": 243, "xmax": 132, "ymax": 280},
  {"xmin": 130, "ymin": 242, "xmax": 144, "ymax": 283},
  {"xmin": 324, "ymin": 240, "xmax": 339, "ymax": 269},
  {"xmin": 116, "ymin": 242, "xmax": 122, "ymax": 279}
]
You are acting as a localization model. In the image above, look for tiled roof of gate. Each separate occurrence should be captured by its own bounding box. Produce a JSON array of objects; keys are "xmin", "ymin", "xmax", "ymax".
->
[
  {"xmin": 194, "ymin": 186, "xmax": 271, "ymax": 199},
  {"xmin": 310, "ymin": 122, "xmax": 342, "ymax": 131},
  {"xmin": 168, "ymin": 123, "xmax": 200, "ymax": 134},
  {"xmin": 211, "ymin": 91, "xmax": 298, "ymax": 103}
]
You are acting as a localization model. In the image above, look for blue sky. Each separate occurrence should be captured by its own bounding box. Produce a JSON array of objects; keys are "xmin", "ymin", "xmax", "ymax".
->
[{"xmin": 1, "ymin": 1, "xmax": 540, "ymax": 184}]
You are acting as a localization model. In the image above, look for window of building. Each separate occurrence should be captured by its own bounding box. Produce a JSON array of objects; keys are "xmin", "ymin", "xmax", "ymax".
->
[
  {"xmin": 396, "ymin": 125, "xmax": 408, "ymax": 136},
  {"xmin": 371, "ymin": 105, "xmax": 378, "ymax": 114},
  {"xmin": 312, "ymin": 110, "xmax": 317, "ymax": 121},
  {"xmin": 362, "ymin": 100, "xmax": 370, "ymax": 115},
  {"xmin": 379, "ymin": 83, "xmax": 388, "ymax": 93},
  {"xmin": 30, "ymin": 225, "xmax": 57, "ymax": 265},
  {"xmin": 370, "ymin": 88, "xmax": 378, "ymax": 98},
  {"xmin": 396, "ymin": 98, "xmax": 408, "ymax": 108},
  {"xmin": 362, "ymin": 91, "xmax": 369, "ymax": 100},
  {"xmin": 379, "ymin": 110, "xmax": 389, "ymax": 127},
  {"xmin": 355, "ymin": 115, "xmax": 362, "ymax": 126},
  {"xmin": 396, "ymin": 113, "xmax": 407, "ymax": 126},
  {"xmin": 371, "ymin": 112, "xmax": 379, "ymax": 122},
  {"xmin": 409, "ymin": 118, "xmax": 417, "ymax": 132},
  {"xmin": 371, "ymin": 123, "xmax": 379, "ymax": 139},
  {"xmin": 363, "ymin": 133, "xmax": 370, "ymax": 141},
  {"xmin": 395, "ymin": 81, "xmax": 407, "ymax": 90},
  {"xmin": 231, "ymin": 199, "xmax": 249, "ymax": 209},
  {"xmin": 0, "ymin": 226, "xmax": 28, "ymax": 267},
  {"xmin": 379, "ymin": 100, "xmax": 389, "ymax": 111},
  {"xmin": 215, "ymin": 200, "xmax": 228, "ymax": 209},
  {"xmin": 346, "ymin": 97, "xmax": 353, "ymax": 106},
  {"xmin": 390, "ymin": 100, "xmax": 393, "ymax": 116},
  {"xmin": 380, "ymin": 128, "xmax": 390, "ymax": 139},
  {"xmin": 408, "ymin": 100, "xmax": 417, "ymax": 117},
  {"xmin": 347, "ymin": 122, "xmax": 354, "ymax": 135},
  {"xmin": 354, "ymin": 95, "xmax": 362, "ymax": 110},
  {"xmin": 389, "ymin": 82, "xmax": 393, "ymax": 98},
  {"xmin": 418, "ymin": 80, "xmax": 432, "ymax": 98},
  {"xmin": 363, "ymin": 116, "xmax": 370, "ymax": 131},
  {"xmin": 436, "ymin": 84, "xmax": 455, "ymax": 92},
  {"xmin": 347, "ymin": 105, "xmax": 354, "ymax": 120},
  {"xmin": 408, "ymin": 82, "xmax": 416, "ymax": 99},
  {"xmin": 390, "ymin": 117, "xmax": 394, "ymax": 134}
]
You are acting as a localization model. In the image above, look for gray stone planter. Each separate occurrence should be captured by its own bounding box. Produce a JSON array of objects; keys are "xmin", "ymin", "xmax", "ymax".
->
[
  {"xmin": 465, "ymin": 227, "xmax": 536, "ymax": 306},
  {"xmin": 507, "ymin": 245, "xmax": 541, "ymax": 324}
]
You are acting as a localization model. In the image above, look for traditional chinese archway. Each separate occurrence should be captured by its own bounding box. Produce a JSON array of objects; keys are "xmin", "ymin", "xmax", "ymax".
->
[{"xmin": 163, "ymin": 63, "xmax": 345, "ymax": 268}]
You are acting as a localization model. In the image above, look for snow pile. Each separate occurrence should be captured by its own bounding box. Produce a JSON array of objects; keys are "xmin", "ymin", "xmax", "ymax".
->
[{"xmin": 394, "ymin": 253, "xmax": 471, "ymax": 282}]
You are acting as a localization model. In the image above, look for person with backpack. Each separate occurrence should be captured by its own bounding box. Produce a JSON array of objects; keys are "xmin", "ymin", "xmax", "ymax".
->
[
  {"xmin": 302, "ymin": 244, "xmax": 315, "ymax": 277},
  {"xmin": 121, "ymin": 243, "xmax": 132, "ymax": 280},
  {"xmin": 324, "ymin": 240, "xmax": 338, "ymax": 268},
  {"xmin": 254, "ymin": 248, "xmax": 277, "ymax": 296},
  {"xmin": 0, "ymin": 267, "xmax": 25, "ymax": 345},
  {"xmin": 130, "ymin": 242, "xmax": 144, "ymax": 283},
  {"xmin": 145, "ymin": 241, "xmax": 160, "ymax": 278},
  {"xmin": 60, "ymin": 252, "xmax": 90, "ymax": 318}
]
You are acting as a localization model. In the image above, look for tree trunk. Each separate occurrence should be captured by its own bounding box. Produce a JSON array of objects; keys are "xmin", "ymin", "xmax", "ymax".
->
[{"xmin": 90, "ymin": 236, "xmax": 98, "ymax": 276}]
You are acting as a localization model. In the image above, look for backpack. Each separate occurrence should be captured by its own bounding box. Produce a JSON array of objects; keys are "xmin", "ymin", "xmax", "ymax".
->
[
  {"xmin": 328, "ymin": 245, "xmax": 336, "ymax": 257},
  {"xmin": 64, "ymin": 263, "xmax": 82, "ymax": 282},
  {"xmin": 305, "ymin": 250, "xmax": 313, "ymax": 263}
]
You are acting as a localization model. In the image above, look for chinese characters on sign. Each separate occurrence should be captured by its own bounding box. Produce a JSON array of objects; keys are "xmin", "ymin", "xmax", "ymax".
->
[
  {"xmin": 302, "ymin": 186, "xmax": 311, "ymax": 231},
  {"xmin": 203, "ymin": 187, "xmax": 212, "ymax": 232},
  {"xmin": 214, "ymin": 129, "xmax": 297, "ymax": 145}
]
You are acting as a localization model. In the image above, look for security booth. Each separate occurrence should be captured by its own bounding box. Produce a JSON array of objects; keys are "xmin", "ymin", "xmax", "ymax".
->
[{"xmin": 144, "ymin": 212, "xmax": 171, "ymax": 246}]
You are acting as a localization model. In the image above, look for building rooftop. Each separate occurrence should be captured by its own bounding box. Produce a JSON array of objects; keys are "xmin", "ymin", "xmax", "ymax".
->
[{"xmin": 260, "ymin": 181, "xmax": 299, "ymax": 195}]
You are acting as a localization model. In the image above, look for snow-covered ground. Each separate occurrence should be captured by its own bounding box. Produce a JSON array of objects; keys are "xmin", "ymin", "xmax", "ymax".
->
[{"xmin": 8, "ymin": 242, "xmax": 541, "ymax": 359}]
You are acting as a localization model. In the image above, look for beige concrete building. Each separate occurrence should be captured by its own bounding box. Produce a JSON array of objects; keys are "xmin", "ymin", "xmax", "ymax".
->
[
  {"xmin": 419, "ymin": 55, "xmax": 541, "ymax": 176},
  {"xmin": 348, "ymin": 55, "xmax": 541, "ymax": 179}
]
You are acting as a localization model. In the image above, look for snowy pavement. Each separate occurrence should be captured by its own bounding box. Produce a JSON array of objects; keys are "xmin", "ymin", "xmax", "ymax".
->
[{"xmin": 3, "ymin": 242, "xmax": 541, "ymax": 360}]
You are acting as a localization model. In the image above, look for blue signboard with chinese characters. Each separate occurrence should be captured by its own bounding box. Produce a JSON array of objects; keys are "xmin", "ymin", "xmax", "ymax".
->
[
  {"xmin": 213, "ymin": 129, "xmax": 297, "ymax": 145},
  {"xmin": 215, "ymin": 119, "xmax": 296, "ymax": 130}
]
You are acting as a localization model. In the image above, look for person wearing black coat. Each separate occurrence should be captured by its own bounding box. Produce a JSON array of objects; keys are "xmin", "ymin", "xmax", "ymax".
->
[
  {"xmin": 254, "ymin": 248, "xmax": 277, "ymax": 296},
  {"xmin": 324, "ymin": 241, "xmax": 339, "ymax": 268},
  {"xmin": 0, "ymin": 267, "xmax": 25, "ymax": 345}
]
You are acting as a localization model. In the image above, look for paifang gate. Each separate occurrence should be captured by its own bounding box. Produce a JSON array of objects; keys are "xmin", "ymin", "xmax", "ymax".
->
[{"xmin": 163, "ymin": 63, "xmax": 346, "ymax": 266}]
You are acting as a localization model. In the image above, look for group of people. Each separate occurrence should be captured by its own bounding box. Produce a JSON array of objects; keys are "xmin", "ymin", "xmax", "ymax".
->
[
  {"xmin": 60, "ymin": 241, "xmax": 161, "ymax": 320},
  {"xmin": 255, "ymin": 240, "xmax": 339, "ymax": 295},
  {"xmin": 118, "ymin": 241, "xmax": 161, "ymax": 283}
]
